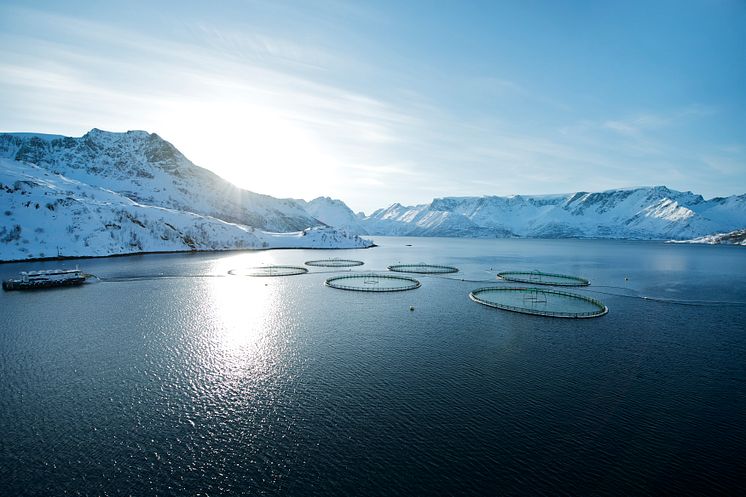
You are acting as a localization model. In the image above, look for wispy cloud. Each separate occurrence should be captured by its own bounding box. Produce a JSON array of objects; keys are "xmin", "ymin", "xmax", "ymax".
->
[
  {"xmin": 465, "ymin": 76, "xmax": 572, "ymax": 112},
  {"xmin": 700, "ymin": 149, "xmax": 746, "ymax": 175},
  {"xmin": 602, "ymin": 105, "xmax": 716, "ymax": 136},
  {"xmin": 0, "ymin": 3, "xmax": 743, "ymax": 211}
]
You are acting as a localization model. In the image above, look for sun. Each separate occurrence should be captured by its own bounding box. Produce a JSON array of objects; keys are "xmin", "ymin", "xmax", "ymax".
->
[{"xmin": 153, "ymin": 100, "xmax": 341, "ymax": 200}]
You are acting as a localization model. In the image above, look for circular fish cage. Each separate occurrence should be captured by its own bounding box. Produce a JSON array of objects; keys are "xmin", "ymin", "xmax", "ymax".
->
[
  {"xmin": 229, "ymin": 265, "xmax": 309, "ymax": 277},
  {"xmin": 470, "ymin": 287, "xmax": 607, "ymax": 318},
  {"xmin": 305, "ymin": 258, "xmax": 364, "ymax": 268},
  {"xmin": 325, "ymin": 273, "xmax": 421, "ymax": 292},
  {"xmin": 387, "ymin": 263, "xmax": 459, "ymax": 274},
  {"xmin": 496, "ymin": 270, "xmax": 589, "ymax": 287}
]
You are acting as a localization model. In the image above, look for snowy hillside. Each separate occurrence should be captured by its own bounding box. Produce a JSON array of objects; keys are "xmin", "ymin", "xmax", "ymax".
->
[
  {"xmin": 0, "ymin": 130, "xmax": 373, "ymax": 262},
  {"xmin": 0, "ymin": 129, "xmax": 318, "ymax": 232},
  {"xmin": 299, "ymin": 196, "xmax": 368, "ymax": 235},
  {"xmin": 360, "ymin": 187, "xmax": 746, "ymax": 240}
]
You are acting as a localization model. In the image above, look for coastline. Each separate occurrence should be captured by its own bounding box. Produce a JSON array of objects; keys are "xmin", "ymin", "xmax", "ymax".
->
[
  {"xmin": 0, "ymin": 243, "xmax": 378, "ymax": 265},
  {"xmin": 4, "ymin": 233, "xmax": 742, "ymax": 265}
]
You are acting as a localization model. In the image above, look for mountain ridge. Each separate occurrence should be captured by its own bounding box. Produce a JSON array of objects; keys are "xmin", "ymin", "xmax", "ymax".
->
[{"xmin": 354, "ymin": 187, "xmax": 746, "ymax": 240}]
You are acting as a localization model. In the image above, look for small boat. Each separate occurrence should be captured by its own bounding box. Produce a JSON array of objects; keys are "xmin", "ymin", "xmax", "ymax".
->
[{"xmin": 2, "ymin": 268, "xmax": 86, "ymax": 291}]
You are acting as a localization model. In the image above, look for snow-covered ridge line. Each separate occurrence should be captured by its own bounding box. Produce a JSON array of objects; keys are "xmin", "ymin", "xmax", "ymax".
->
[
  {"xmin": 0, "ymin": 129, "xmax": 373, "ymax": 262},
  {"xmin": 357, "ymin": 187, "xmax": 746, "ymax": 240}
]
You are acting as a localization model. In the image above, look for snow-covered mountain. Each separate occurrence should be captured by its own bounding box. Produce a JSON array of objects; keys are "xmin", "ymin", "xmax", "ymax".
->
[
  {"xmin": 359, "ymin": 188, "xmax": 746, "ymax": 240},
  {"xmin": 299, "ymin": 196, "xmax": 368, "ymax": 235},
  {"xmin": 0, "ymin": 129, "xmax": 318, "ymax": 232},
  {"xmin": 0, "ymin": 130, "xmax": 372, "ymax": 261}
]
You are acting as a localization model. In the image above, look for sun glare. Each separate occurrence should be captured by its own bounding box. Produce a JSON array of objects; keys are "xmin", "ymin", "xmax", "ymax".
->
[{"xmin": 154, "ymin": 101, "xmax": 341, "ymax": 199}]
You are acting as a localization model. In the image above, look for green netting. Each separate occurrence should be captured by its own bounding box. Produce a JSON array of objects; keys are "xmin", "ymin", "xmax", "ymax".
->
[
  {"xmin": 229, "ymin": 265, "xmax": 309, "ymax": 277},
  {"xmin": 325, "ymin": 273, "xmax": 421, "ymax": 292},
  {"xmin": 387, "ymin": 264, "xmax": 459, "ymax": 274},
  {"xmin": 496, "ymin": 270, "xmax": 590, "ymax": 286},
  {"xmin": 470, "ymin": 286, "xmax": 607, "ymax": 318},
  {"xmin": 305, "ymin": 258, "xmax": 364, "ymax": 267}
]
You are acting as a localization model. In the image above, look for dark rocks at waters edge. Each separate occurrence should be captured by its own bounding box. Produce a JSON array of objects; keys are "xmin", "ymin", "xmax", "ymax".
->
[{"xmin": 669, "ymin": 228, "xmax": 746, "ymax": 246}]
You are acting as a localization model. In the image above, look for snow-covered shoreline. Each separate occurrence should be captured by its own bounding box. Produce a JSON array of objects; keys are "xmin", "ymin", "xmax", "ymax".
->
[{"xmin": 0, "ymin": 240, "xmax": 377, "ymax": 265}]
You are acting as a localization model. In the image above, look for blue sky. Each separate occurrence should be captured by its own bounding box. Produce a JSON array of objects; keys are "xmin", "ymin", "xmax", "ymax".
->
[{"xmin": 1, "ymin": 0, "xmax": 744, "ymax": 213}]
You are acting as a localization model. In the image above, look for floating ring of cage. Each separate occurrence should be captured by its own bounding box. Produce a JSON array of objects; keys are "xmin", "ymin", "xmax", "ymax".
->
[
  {"xmin": 305, "ymin": 258, "xmax": 364, "ymax": 268},
  {"xmin": 228, "ymin": 265, "xmax": 309, "ymax": 277},
  {"xmin": 469, "ymin": 287, "xmax": 607, "ymax": 318},
  {"xmin": 387, "ymin": 263, "xmax": 459, "ymax": 274},
  {"xmin": 325, "ymin": 273, "xmax": 421, "ymax": 292},
  {"xmin": 496, "ymin": 270, "xmax": 589, "ymax": 286}
]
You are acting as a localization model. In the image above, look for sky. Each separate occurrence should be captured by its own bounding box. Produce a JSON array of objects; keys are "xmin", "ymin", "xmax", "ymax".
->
[{"xmin": 0, "ymin": 0, "xmax": 744, "ymax": 214}]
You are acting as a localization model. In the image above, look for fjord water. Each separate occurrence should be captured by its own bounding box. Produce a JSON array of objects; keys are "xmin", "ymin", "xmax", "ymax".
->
[{"xmin": 1, "ymin": 238, "xmax": 744, "ymax": 496}]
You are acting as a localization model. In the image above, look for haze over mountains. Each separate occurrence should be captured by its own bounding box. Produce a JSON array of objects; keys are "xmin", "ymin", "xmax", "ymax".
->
[{"xmin": 1, "ymin": 129, "xmax": 744, "ymax": 261}]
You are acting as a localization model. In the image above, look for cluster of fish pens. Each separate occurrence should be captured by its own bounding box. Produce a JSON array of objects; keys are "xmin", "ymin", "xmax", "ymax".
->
[
  {"xmin": 3, "ymin": 256, "xmax": 607, "ymax": 318},
  {"xmin": 230, "ymin": 259, "xmax": 608, "ymax": 319}
]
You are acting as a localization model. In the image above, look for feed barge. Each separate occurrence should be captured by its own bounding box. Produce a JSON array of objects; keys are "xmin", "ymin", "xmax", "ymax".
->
[{"xmin": 2, "ymin": 268, "xmax": 86, "ymax": 291}]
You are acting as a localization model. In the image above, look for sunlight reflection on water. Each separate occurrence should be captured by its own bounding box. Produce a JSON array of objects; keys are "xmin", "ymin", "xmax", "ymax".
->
[
  {"xmin": 189, "ymin": 258, "xmax": 294, "ymax": 389},
  {"xmin": 208, "ymin": 276, "xmax": 273, "ymax": 352}
]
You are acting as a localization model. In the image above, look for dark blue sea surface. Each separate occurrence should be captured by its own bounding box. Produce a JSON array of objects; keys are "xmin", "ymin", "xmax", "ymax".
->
[{"xmin": 1, "ymin": 238, "xmax": 744, "ymax": 496}]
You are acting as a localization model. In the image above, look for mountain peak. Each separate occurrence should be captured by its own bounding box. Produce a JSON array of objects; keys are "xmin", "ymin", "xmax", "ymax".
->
[
  {"xmin": 86, "ymin": 127, "xmax": 150, "ymax": 136},
  {"xmin": 305, "ymin": 196, "xmax": 367, "ymax": 235},
  {"xmin": 310, "ymin": 196, "xmax": 341, "ymax": 205},
  {"xmin": 83, "ymin": 128, "xmax": 154, "ymax": 142}
]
